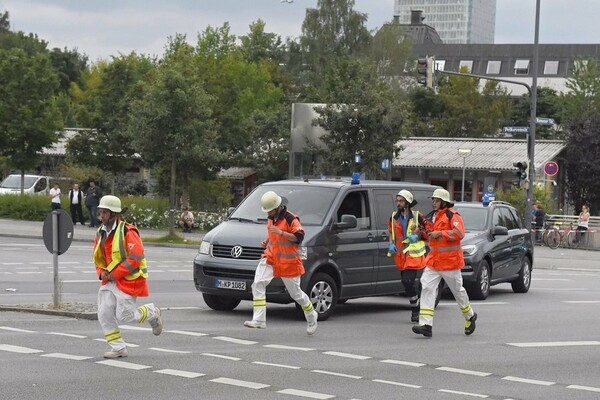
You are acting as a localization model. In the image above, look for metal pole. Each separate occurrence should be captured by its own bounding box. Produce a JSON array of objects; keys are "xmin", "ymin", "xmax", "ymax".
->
[
  {"xmin": 527, "ymin": 0, "xmax": 541, "ymax": 234},
  {"xmin": 461, "ymin": 156, "xmax": 466, "ymax": 202},
  {"xmin": 52, "ymin": 210, "xmax": 59, "ymax": 307}
]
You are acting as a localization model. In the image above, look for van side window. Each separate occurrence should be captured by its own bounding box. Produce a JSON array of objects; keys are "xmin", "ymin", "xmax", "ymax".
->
[
  {"xmin": 34, "ymin": 178, "xmax": 47, "ymax": 192},
  {"xmin": 337, "ymin": 191, "xmax": 370, "ymax": 230},
  {"xmin": 374, "ymin": 190, "xmax": 397, "ymax": 230}
]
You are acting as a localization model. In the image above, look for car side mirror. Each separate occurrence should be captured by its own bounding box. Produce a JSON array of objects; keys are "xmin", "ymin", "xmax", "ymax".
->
[
  {"xmin": 334, "ymin": 214, "xmax": 358, "ymax": 230},
  {"xmin": 492, "ymin": 226, "xmax": 509, "ymax": 236}
]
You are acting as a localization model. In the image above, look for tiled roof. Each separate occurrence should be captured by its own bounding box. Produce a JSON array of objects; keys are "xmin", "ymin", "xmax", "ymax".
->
[{"xmin": 394, "ymin": 137, "xmax": 566, "ymax": 171}]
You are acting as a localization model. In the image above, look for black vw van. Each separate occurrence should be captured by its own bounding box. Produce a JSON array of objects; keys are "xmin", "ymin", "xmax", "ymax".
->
[{"xmin": 193, "ymin": 179, "xmax": 442, "ymax": 320}]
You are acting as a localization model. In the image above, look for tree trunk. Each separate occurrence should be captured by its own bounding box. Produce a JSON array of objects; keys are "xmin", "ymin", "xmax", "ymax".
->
[
  {"xmin": 181, "ymin": 170, "xmax": 190, "ymax": 209},
  {"xmin": 168, "ymin": 154, "xmax": 177, "ymax": 236}
]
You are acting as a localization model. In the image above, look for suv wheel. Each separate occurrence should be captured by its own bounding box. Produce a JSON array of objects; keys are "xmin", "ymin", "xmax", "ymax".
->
[
  {"xmin": 202, "ymin": 293, "xmax": 241, "ymax": 311},
  {"xmin": 511, "ymin": 257, "xmax": 532, "ymax": 293},
  {"xmin": 305, "ymin": 272, "xmax": 338, "ymax": 321},
  {"xmin": 467, "ymin": 259, "xmax": 490, "ymax": 300}
]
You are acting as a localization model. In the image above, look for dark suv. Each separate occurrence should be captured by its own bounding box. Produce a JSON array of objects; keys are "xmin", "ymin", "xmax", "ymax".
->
[{"xmin": 452, "ymin": 201, "xmax": 534, "ymax": 300}]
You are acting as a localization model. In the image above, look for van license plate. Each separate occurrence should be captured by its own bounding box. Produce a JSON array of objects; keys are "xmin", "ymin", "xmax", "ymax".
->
[{"xmin": 215, "ymin": 279, "xmax": 246, "ymax": 290}]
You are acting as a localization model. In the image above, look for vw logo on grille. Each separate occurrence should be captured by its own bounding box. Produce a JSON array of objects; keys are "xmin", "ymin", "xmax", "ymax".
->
[{"xmin": 231, "ymin": 245, "xmax": 243, "ymax": 258}]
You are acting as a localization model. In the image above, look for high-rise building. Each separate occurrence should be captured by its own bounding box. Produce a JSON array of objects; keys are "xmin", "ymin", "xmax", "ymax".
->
[{"xmin": 394, "ymin": 0, "xmax": 496, "ymax": 44}]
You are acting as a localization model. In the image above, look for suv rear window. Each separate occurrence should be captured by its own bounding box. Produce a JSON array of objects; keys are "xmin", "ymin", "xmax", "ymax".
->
[{"xmin": 454, "ymin": 207, "xmax": 487, "ymax": 231}]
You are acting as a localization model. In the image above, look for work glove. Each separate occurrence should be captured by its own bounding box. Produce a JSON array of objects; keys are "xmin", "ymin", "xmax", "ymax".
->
[
  {"xmin": 388, "ymin": 242, "xmax": 397, "ymax": 254},
  {"xmin": 407, "ymin": 234, "xmax": 418, "ymax": 243}
]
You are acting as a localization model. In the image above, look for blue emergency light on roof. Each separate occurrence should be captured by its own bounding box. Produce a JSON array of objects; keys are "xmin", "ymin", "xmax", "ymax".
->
[{"xmin": 351, "ymin": 172, "xmax": 360, "ymax": 185}]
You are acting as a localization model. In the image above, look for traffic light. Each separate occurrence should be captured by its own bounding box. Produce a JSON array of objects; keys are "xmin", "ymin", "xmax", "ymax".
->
[
  {"xmin": 417, "ymin": 57, "xmax": 433, "ymax": 88},
  {"xmin": 513, "ymin": 161, "xmax": 528, "ymax": 180}
]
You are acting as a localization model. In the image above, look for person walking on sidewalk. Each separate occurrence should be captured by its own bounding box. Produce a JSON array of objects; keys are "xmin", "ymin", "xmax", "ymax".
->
[
  {"xmin": 387, "ymin": 190, "xmax": 427, "ymax": 323},
  {"xmin": 86, "ymin": 180, "xmax": 102, "ymax": 227},
  {"xmin": 412, "ymin": 188, "xmax": 477, "ymax": 338},
  {"xmin": 244, "ymin": 191, "xmax": 318, "ymax": 335},
  {"xmin": 94, "ymin": 195, "xmax": 163, "ymax": 358},
  {"xmin": 68, "ymin": 183, "xmax": 85, "ymax": 225}
]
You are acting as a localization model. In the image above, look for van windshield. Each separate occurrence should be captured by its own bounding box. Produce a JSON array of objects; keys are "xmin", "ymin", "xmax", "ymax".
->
[
  {"xmin": 0, "ymin": 175, "xmax": 37, "ymax": 189},
  {"xmin": 230, "ymin": 185, "xmax": 339, "ymax": 226}
]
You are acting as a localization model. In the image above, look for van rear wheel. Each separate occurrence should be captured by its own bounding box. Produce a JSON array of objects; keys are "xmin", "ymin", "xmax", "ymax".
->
[
  {"xmin": 304, "ymin": 272, "xmax": 338, "ymax": 321},
  {"xmin": 202, "ymin": 293, "xmax": 241, "ymax": 311}
]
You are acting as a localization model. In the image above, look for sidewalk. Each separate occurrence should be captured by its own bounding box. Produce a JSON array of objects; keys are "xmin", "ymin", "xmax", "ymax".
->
[{"xmin": 0, "ymin": 218, "xmax": 205, "ymax": 247}]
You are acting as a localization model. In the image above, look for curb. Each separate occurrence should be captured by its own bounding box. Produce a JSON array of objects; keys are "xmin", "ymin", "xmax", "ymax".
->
[{"xmin": 0, "ymin": 305, "xmax": 98, "ymax": 320}]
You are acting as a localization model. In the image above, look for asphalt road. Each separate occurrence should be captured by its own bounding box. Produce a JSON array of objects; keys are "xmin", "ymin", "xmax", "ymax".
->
[{"xmin": 1, "ymin": 237, "xmax": 600, "ymax": 400}]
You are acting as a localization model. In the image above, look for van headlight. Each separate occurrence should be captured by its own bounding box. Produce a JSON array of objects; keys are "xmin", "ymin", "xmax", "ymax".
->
[
  {"xmin": 462, "ymin": 245, "xmax": 477, "ymax": 256},
  {"xmin": 298, "ymin": 246, "xmax": 308, "ymax": 260},
  {"xmin": 199, "ymin": 241, "xmax": 211, "ymax": 255}
]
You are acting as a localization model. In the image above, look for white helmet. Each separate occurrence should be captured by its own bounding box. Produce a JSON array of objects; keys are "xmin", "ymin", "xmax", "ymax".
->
[
  {"xmin": 98, "ymin": 195, "xmax": 122, "ymax": 213},
  {"xmin": 260, "ymin": 191, "xmax": 282, "ymax": 212},
  {"xmin": 396, "ymin": 189, "xmax": 415, "ymax": 206},
  {"xmin": 431, "ymin": 188, "xmax": 452, "ymax": 203}
]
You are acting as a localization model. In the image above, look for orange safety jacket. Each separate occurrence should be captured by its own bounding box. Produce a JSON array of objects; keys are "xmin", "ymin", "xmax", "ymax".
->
[
  {"xmin": 262, "ymin": 207, "xmax": 305, "ymax": 278},
  {"xmin": 388, "ymin": 209, "xmax": 426, "ymax": 271},
  {"xmin": 425, "ymin": 208, "xmax": 465, "ymax": 271},
  {"xmin": 93, "ymin": 218, "xmax": 149, "ymax": 297}
]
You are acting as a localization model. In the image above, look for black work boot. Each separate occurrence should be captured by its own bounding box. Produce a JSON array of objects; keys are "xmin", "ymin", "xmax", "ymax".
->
[
  {"xmin": 412, "ymin": 324, "xmax": 432, "ymax": 338},
  {"xmin": 465, "ymin": 313, "xmax": 477, "ymax": 335},
  {"xmin": 410, "ymin": 307, "xmax": 419, "ymax": 323}
]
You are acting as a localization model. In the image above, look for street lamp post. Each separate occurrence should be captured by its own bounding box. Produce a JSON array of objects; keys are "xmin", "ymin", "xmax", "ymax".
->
[{"xmin": 458, "ymin": 148, "xmax": 472, "ymax": 202}]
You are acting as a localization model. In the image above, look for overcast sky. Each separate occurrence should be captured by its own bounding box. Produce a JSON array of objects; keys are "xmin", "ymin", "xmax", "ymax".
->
[{"xmin": 3, "ymin": 0, "xmax": 599, "ymax": 62}]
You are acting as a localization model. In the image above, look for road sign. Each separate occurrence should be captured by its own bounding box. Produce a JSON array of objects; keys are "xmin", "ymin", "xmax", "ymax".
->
[
  {"xmin": 503, "ymin": 126, "xmax": 529, "ymax": 134},
  {"xmin": 544, "ymin": 161, "xmax": 559, "ymax": 176},
  {"xmin": 536, "ymin": 117, "xmax": 555, "ymax": 125},
  {"xmin": 43, "ymin": 209, "xmax": 74, "ymax": 255}
]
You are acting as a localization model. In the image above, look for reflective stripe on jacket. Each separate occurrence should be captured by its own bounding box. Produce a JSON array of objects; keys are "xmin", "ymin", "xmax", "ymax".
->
[
  {"xmin": 94, "ymin": 218, "xmax": 149, "ymax": 297},
  {"xmin": 262, "ymin": 209, "xmax": 305, "ymax": 278},
  {"xmin": 388, "ymin": 209, "xmax": 426, "ymax": 270},
  {"xmin": 425, "ymin": 208, "xmax": 465, "ymax": 271}
]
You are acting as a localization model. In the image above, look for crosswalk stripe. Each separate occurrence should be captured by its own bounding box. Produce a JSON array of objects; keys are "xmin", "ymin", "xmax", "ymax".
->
[
  {"xmin": 41, "ymin": 353, "xmax": 92, "ymax": 361},
  {"xmin": 0, "ymin": 344, "xmax": 43, "ymax": 354},
  {"xmin": 210, "ymin": 377, "xmax": 269, "ymax": 389},
  {"xmin": 166, "ymin": 330, "xmax": 208, "ymax": 337},
  {"xmin": 323, "ymin": 351, "xmax": 371, "ymax": 360},
  {"xmin": 149, "ymin": 347, "xmax": 191, "ymax": 354},
  {"xmin": 154, "ymin": 369, "xmax": 204, "ymax": 378},
  {"xmin": 502, "ymin": 376, "xmax": 555, "ymax": 386},
  {"xmin": 0, "ymin": 326, "xmax": 35, "ymax": 333},
  {"xmin": 252, "ymin": 361, "xmax": 300, "ymax": 370},
  {"xmin": 97, "ymin": 360, "xmax": 152, "ymax": 370},
  {"xmin": 312, "ymin": 369, "xmax": 362, "ymax": 379},
  {"xmin": 438, "ymin": 389, "xmax": 488, "ymax": 398},
  {"xmin": 264, "ymin": 344, "xmax": 315, "ymax": 351},
  {"xmin": 213, "ymin": 336, "xmax": 257, "ymax": 345},
  {"xmin": 277, "ymin": 388, "xmax": 335, "ymax": 399},
  {"xmin": 201, "ymin": 353, "xmax": 241, "ymax": 361},
  {"xmin": 372, "ymin": 379, "xmax": 421, "ymax": 389},
  {"xmin": 507, "ymin": 341, "xmax": 600, "ymax": 347},
  {"xmin": 567, "ymin": 384, "xmax": 600, "ymax": 393}
]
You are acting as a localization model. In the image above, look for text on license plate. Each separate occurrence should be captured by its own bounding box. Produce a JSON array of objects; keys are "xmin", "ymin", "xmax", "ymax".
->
[{"xmin": 215, "ymin": 279, "xmax": 246, "ymax": 290}]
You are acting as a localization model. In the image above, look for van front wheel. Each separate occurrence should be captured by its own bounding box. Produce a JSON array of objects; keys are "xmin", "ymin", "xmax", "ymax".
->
[
  {"xmin": 202, "ymin": 293, "xmax": 241, "ymax": 311},
  {"xmin": 305, "ymin": 273, "xmax": 338, "ymax": 321}
]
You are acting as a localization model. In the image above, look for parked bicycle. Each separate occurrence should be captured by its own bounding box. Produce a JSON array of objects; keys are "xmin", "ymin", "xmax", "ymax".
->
[{"xmin": 544, "ymin": 221, "xmax": 577, "ymax": 249}]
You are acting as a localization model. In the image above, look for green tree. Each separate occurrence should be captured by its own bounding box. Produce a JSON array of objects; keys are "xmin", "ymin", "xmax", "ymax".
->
[
  {"xmin": 239, "ymin": 20, "xmax": 285, "ymax": 64},
  {"xmin": 510, "ymin": 87, "xmax": 561, "ymax": 139},
  {"xmin": 370, "ymin": 18, "xmax": 413, "ymax": 77},
  {"xmin": 0, "ymin": 47, "xmax": 62, "ymax": 192}
]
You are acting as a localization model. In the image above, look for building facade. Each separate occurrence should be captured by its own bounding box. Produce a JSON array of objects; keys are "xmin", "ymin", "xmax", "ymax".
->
[{"xmin": 394, "ymin": 0, "xmax": 496, "ymax": 44}]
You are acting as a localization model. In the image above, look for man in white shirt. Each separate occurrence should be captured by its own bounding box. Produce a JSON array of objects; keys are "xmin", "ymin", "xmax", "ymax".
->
[
  {"xmin": 68, "ymin": 183, "xmax": 85, "ymax": 224},
  {"xmin": 178, "ymin": 206, "xmax": 195, "ymax": 233},
  {"xmin": 49, "ymin": 182, "xmax": 62, "ymax": 210}
]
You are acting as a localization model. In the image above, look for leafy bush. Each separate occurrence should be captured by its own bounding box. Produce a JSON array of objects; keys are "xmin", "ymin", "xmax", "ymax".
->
[{"xmin": 0, "ymin": 194, "xmax": 52, "ymax": 220}]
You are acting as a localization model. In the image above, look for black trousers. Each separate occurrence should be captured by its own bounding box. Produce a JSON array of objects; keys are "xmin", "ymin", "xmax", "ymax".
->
[
  {"xmin": 70, "ymin": 203, "xmax": 85, "ymax": 224},
  {"xmin": 401, "ymin": 269, "xmax": 419, "ymax": 299}
]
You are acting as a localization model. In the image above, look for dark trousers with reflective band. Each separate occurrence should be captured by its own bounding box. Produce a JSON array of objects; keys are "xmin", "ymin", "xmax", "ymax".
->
[{"xmin": 401, "ymin": 269, "xmax": 419, "ymax": 306}]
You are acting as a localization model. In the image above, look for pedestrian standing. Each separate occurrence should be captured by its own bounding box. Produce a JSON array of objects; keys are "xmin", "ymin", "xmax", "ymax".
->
[
  {"xmin": 244, "ymin": 191, "xmax": 318, "ymax": 335},
  {"xmin": 94, "ymin": 195, "xmax": 163, "ymax": 358},
  {"xmin": 575, "ymin": 205, "xmax": 590, "ymax": 244},
  {"xmin": 413, "ymin": 188, "xmax": 477, "ymax": 338},
  {"xmin": 68, "ymin": 183, "xmax": 85, "ymax": 225},
  {"xmin": 49, "ymin": 182, "xmax": 62, "ymax": 210},
  {"xmin": 387, "ymin": 190, "xmax": 427, "ymax": 323},
  {"xmin": 86, "ymin": 180, "xmax": 102, "ymax": 227}
]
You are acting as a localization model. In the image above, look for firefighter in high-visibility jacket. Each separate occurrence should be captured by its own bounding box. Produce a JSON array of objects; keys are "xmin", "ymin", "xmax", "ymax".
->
[
  {"xmin": 244, "ymin": 191, "xmax": 318, "ymax": 335},
  {"xmin": 412, "ymin": 188, "xmax": 477, "ymax": 338},
  {"xmin": 387, "ymin": 190, "xmax": 427, "ymax": 323},
  {"xmin": 94, "ymin": 195, "xmax": 163, "ymax": 358}
]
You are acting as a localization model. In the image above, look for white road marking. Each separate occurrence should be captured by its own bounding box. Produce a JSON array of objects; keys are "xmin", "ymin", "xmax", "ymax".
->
[
  {"xmin": 154, "ymin": 369, "xmax": 204, "ymax": 378},
  {"xmin": 201, "ymin": 353, "xmax": 241, "ymax": 361},
  {"xmin": 120, "ymin": 325, "xmax": 152, "ymax": 331},
  {"xmin": 15, "ymin": 266, "xmax": 39, "ymax": 269},
  {"xmin": 277, "ymin": 388, "xmax": 334, "ymax": 399},
  {"xmin": 438, "ymin": 301, "xmax": 507, "ymax": 306},
  {"xmin": 372, "ymin": 379, "xmax": 421, "ymax": 389},
  {"xmin": 30, "ymin": 262, "xmax": 50, "ymax": 265},
  {"xmin": 148, "ymin": 347, "xmax": 191, "ymax": 354},
  {"xmin": 381, "ymin": 359, "xmax": 425, "ymax": 367},
  {"xmin": 16, "ymin": 271, "xmax": 43, "ymax": 274},
  {"xmin": 166, "ymin": 330, "xmax": 208, "ymax": 337},
  {"xmin": 312, "ymin": 369, "xmax": 362, "ymax": 379},
  {"xmin": 59, "ymin": 271, "xmax": 75, "ymax": 274},
  {"xmin": 564, "ymin": 300, "xmax": 600, "ymax": 304},
  {"xmin": 96, "ymin": 360, "xmax": 151, "ymax": 370},
  {"xmin": 166, "ymin": 306, "xmax": 201, "ymax": 310},
  {"xmin": 264, "ymin": 344, "xmax": 315, "ymax": 351},
  {"xmin": 533, "ymin": 278, "xmax": 571, "ymax": 281},
  {"xmin": 92, "ymin": 339, "xmax": 139, "ymax": 347},
  {"xmin": 210, "ymin": 377, "xmax": 269, "ymax": 389},
  {"xmin": 436, "ymin": 366, "xmax": 492, "ymax": 376},
  {"xmin": 47, "ymin": 332, "xmax": 87, "ymax": 339},
  {"xmin": 502, "ymin": 376, "xmax": 555, "ymax": 386},
  {"xmin": 213, "ymin": 336, "xmax": 257, "ymax": 345},
  {"xmin": 507, "ymin": 341, "xmax": 600, "ymax": 347},
  {"xmin": 0, "ymin": 344, "xmax": 43, "ymax": 354},
  {"xmin": 62, "ymin": 280, "xmax": 97, "ymax": 283},
  {"xmin": 252, "ymin": 361, "xmax": 301, "ymax": 370},
  {"xmin": 169, "ymin": 269, "xmax": 190, "ymax": 272},
  {"xmin": 0, "ymin": 326, "xmax": 35, "ymax": 333},
  {"xmin": 0, "ymin": 262, "xmax": 24, "ymax": 265},
  {"xmin": 438, "ymin": 389, "xmax": 488, "ymax": 398},
  {"xmin": 322, "ymin": 351, "xmax": 371, "ymax": 360},
  {"xmin": 533, "ymin": 288, "xmax": 587, "ymax": 291},
  {"xmin": 41, "ymin": 353, "xmax": 92, "ymax": 361},
  {"xmin": 567, "ymin": 384, "xmax": 600, "ymax": 393}
]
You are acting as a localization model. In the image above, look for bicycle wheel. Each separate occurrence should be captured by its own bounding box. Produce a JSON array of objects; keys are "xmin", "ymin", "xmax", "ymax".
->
[
  {"xmin": 546, "ymin": 230, "xmax": 561, "ymax": 249},
  {"xmin": 542, "ymin": 229, "xmax": 550, "ymax": 246},
  {"xmin": 568, "ymin": 230, "xmax": 580, "ymax": 249}
]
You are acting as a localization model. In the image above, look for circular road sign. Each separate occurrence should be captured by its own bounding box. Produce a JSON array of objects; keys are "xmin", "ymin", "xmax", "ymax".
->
[
  {"xmin": 42, "ymin": 209, "xmax": 74, "ymax": 255},
  {"xmin": 544, "ymin": 161, "xmax": 559, "ymax": 176}
]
